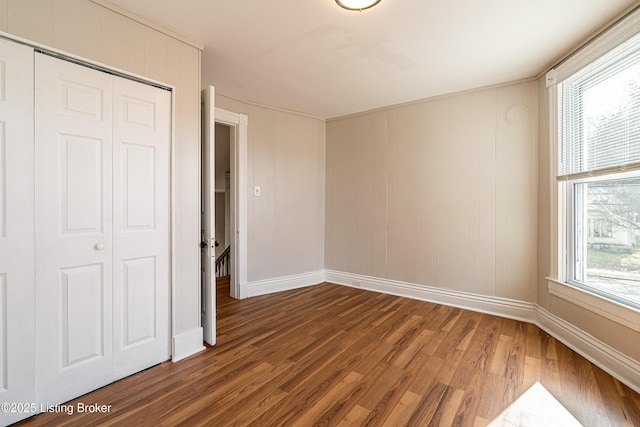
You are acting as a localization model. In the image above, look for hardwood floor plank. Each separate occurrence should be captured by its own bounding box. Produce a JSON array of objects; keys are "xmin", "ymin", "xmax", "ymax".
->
[
  {"xmin": 449, "ymin": 315, "xmax": 503, "ymax": 390},
  {"xmin": 523, "ymin": 355, "xmax": 541, "ymax": 391},
  {"xmin": 336, "ymin": 404, "xmax": 370, "ymax": 426},
  {"xmin": 476, "ymin": 372, "xmax": 509, "ymax": 421},
  {"xmin": 405, "ymin": 382, "xmax": 451, "ymax": 425},
  {"xmin": 451, "ymin": 366, "xmax": 490, "ymax": 426},
  {"xmin": 592, "ymin": 364, "xmax": 638, "ymax": 426},
  {"xmin": 17, "ymin": 283, "xmax": 640, "ymax": 427},
  {"xmin": 381, "ymin": 391, "xmax": 422, "ymax": 427},
  {"xmin": 430, "ymin": 386, "xmax": 465, "ymax": 426},
  {"xmin": 291, "ymin": 371, "xmax": 366, "ymax": 427}
]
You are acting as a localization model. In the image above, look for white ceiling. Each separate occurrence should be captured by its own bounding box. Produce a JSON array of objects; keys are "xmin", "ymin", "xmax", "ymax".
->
[{"xmin": 107, "ymin": 0, "xmax": 634, "ymax": 119}]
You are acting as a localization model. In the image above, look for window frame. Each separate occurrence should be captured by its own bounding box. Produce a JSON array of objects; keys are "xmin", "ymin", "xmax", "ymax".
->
[
  {"xmin": 546, "ymin": 9, "xmax": 640, "ymax": 329},
  {"xmin": 564, "ymin": 171, "xmax": 640, "ymax": 311}
]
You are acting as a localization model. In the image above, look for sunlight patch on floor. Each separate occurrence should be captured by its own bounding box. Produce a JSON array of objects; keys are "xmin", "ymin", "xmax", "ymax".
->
[{"xmin": 488, "ymin": 382, "xmax": 582, "ymax": 427}]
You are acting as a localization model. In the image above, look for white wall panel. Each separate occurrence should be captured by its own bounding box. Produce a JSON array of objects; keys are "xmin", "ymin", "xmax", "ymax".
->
[
  {"xmin": 324, "ymin": 112, "xmax": 385, "ymax": 278},
  {"xmin": 477, "ymin": 91, "xmax": 498, "ymax": 296},
  {"xmin": 0, "ymin": 0, "xmax": 7, "ymax": 32},
  {"xmin": 126, "ymin": 20, "xmax": 146, "ymax": 76},
  {"xmin": 7, "ymin": 0, "xmax": 53, "ymax": 46},
  {"xmin": 536, "ymin": 78, "xmax": 552, "ymax": 310},
  {"xmin": 501, "ymin": 85, "xmax": 538, "ymax": 302},
  {"xmin": 144, "ymin": 28, "xmax": 167, "ymax": 83},
  {"xmin": 245, "ymin": 104, "xmax": 325, "ymax": 282},
  {"xmin": 175, "ymin": 44, "xmax": 200, "ymax": 331},
  {"xmin": 99, "ymin": 8, "xmax": 128, "ymax": 70},
  {"xmin": 0, "ymin": 60, "xmax": 4, "ymax": 101},
  {"xmin": 387, "ymin": 105, "xmax": 418, "ymax": 284},
  {"xmin": 326, "ymin": 81, "xmax": 538, "ymax": 302},
  {"xmin": 53, "ymin": 0, "xmax": 101, "ymax": 62}
]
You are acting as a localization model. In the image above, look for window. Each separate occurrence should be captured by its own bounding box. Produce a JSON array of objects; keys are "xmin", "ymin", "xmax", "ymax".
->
[{"xmin": 556, "ymin": 31, "xmax": 640, "ymax": 310}]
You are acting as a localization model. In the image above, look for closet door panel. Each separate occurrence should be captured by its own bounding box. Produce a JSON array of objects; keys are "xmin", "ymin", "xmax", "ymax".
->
[
  {"xmin": 112, "ymin": 78, "xmax": 170, "ymax": 379},
  {"xmin": 35, "ymin": 53, "xmax": 114, "ymax": 405},
  {"xmin": 0, "ymin": 38, "xmax": 35, "ymax": 427}
]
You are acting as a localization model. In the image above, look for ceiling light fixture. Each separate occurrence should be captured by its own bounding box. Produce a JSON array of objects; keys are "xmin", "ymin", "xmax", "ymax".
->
[{"xmin": 335, "ymin": 0, "xmax": 381, "ymax": 11}]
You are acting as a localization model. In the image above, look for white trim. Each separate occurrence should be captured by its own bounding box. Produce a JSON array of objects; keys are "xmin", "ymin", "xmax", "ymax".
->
[
  {"xmin": 169, "ymin": 83, "xmax": 177, "ymax": 363},
  {"xmin": 172, "ymin": 328, "xmax": 205, "ymax": 362},
  {"xmin": 537, "ymin": 307, "xmax": 640, "ymax": 394},
  {"xmin": 547, "ymin": 278, "xmax": 640, "ymax": 333},
  {"xmin": 214, "ymin": 108, "xmax": 248, "ymax": 299},
  {"xmin": 245, "ymin": 100, "xmax": 325, "ymax": 122},
  {"xmin": 89, "ymin": 0, "xmax": 204, "ymax": 51},
  {"xmin": 248, "ymin": 271, "xmax": 325, "ymax": 297},
  {"xmin": 324, "ymin": 270, "xmax": 537, "ymax": 323},
  {"xmin": 548, "ymin": 8, "xmax": 640, "ymax": 85}
]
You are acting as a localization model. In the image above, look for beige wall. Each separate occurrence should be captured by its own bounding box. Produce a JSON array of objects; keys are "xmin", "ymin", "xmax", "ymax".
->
[
  {"xmin": 0, "ymin": 0, "xmax": 202, "ymax": 343},
  {"xmin": 536, "ymin": 77, "xmax": 640, "ymax": 361},
  {"xmin": 216, "ymin": 95, "xmax": 326, "ymax": 283},
  {"xmin": 326, "ymin": 81, "xmax": 539, "ymax": 301},
  {"xmin": 214, "ymin": 123, "xmax": 230, "ymax": 191}
]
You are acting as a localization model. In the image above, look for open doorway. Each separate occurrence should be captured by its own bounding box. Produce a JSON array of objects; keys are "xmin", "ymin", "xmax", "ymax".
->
[
  {"xmin": 214, "ymin": 107, "xmax": 248, "ymax": 303},
  {"xmin": 214, "ymin": 123, "xmax": 233, "ymax": 308}
]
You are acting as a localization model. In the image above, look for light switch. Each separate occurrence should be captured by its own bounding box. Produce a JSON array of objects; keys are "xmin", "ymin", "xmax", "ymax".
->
[{"xmin": 254, "ymin": 185, "xmax": 261, "ymax": 196}]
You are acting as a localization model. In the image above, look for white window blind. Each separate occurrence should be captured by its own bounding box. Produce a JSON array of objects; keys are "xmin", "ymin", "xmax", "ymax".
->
[{"xmin": 557, "ymin": 31, "xmax": 640, "ymax": 178}]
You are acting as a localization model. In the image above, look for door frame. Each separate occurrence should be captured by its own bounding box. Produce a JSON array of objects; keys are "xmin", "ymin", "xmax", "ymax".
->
[{"xmin": 214, "ymin": 107, "xmax": 248, "ymax": 299}]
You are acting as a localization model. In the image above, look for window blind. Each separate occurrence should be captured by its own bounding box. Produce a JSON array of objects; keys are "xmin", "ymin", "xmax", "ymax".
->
[{"xmin": 557, "ymin": 31, "xmax": 640, "ymax": 178}]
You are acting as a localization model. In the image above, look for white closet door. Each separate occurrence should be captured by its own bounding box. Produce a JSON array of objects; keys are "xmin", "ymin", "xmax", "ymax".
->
[
  {"xmin": 112, "ymin": 77, "xmax": 170, "ymax": 379},
  {"xmin": 0, "ymin": 39, "xmax": 35, "ymax": 426},
  {"xmin": 35, "ymin": 53, "xmax": 115, "ymax": 404},
  {"xmin": 35, "ymin": 52, "xmax": 171, "ymax": 406}
]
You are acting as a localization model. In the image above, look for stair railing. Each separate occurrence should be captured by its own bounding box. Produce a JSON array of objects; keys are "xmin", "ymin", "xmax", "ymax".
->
[{"xmin": 215, "ymin": 245, "xmax": 230, "ymax": 277}]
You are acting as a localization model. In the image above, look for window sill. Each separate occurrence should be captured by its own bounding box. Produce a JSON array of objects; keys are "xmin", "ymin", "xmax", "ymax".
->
[{"xmin": 547, "ymin": 278, "xmax": 640, "ymax": 333}]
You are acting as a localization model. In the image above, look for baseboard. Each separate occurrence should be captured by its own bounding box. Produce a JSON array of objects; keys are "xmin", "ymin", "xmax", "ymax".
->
[
  {"xmin": 172, "ymin": 327, "xmax": 205, "ymax": 362},
  {"xmin": 536, "ymin": 307, "xmax": 640, "ymax": 394},
  {"xmin": 323, "ymin": 270, "xmax": 537, "ymax": 323},
  {"xmin": 247, "ymin": 270, "xmax": 325, "ymax": 297}
]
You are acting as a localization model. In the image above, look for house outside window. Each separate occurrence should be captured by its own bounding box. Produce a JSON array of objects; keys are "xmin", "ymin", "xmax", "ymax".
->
[{"xmin": 554, "ymin": 29, "xmax": 640, "ymax": 310}]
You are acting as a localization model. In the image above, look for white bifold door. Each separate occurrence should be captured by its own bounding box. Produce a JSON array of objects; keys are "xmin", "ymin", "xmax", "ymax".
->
[
  {"xmin": 0, "ymin": 39, "xmax": 36, "ymax": 426},
  {"xmin": 35, "ymin": 53, "xmax": 171, "ymax": 404}
]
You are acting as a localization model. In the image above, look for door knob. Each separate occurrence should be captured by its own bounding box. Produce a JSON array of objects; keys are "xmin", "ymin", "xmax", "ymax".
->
[
  {"xmin": 214, "ymin": 240, "xmax": 220, "ymax": 247},
  {"xmin": 200, "ymin": 241, "xmax": 207, "ymax": 249},
  {"xmin": 95, "ymin": 243, "xmax": 105, "ymax": 250}
]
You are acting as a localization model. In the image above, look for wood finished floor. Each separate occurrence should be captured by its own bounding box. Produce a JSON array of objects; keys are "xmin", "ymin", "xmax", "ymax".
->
[{"xmin": 17, "ymin": 281, "xmax": 640, "ymax": 426}]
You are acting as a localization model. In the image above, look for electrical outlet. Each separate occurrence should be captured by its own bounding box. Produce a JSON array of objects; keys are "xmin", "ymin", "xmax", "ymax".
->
[{"xmin": 254, "ymin": 185, "xmax": 261, "ymax": 196}]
